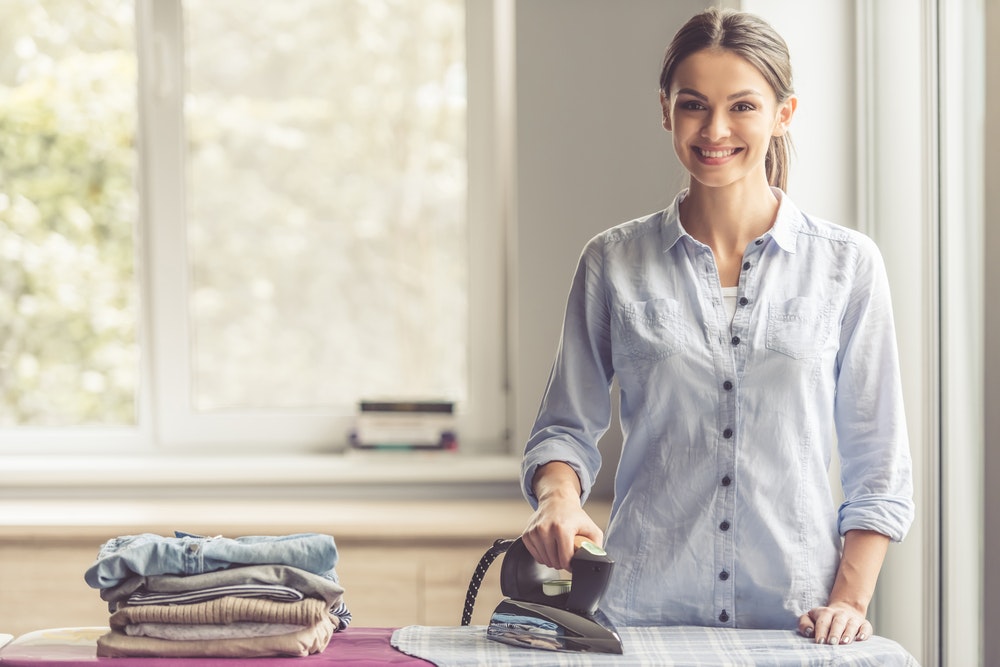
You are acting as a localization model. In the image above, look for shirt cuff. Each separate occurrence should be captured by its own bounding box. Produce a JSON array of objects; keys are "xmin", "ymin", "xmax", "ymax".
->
[
  {"xmin": 520, "ymin": 440, "xmax": 597, "ymax": 509},
  {"xmin": 837, "ymin": 494, "xmax": 915, "ymax": 542}
]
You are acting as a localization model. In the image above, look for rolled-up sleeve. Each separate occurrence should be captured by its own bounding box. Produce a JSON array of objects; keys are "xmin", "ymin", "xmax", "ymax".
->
[
  {"xmin": 834, "ymin": 236, "xmax": 915, "ymax": 542},
  {"xmin": 521, "ymin": 237, "xmax": 615, "ymax": 508}
]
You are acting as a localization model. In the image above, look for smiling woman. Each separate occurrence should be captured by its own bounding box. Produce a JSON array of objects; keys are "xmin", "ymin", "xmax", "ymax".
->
[{"xmin": 517, "ymin": 4, "xmax": 913, "ymax": 653}]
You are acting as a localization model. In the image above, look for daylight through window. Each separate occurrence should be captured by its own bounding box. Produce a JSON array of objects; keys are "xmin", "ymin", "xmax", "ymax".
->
[{"xmin": 0, "ymin": 0, "xmax": 493, "ymax": 451}]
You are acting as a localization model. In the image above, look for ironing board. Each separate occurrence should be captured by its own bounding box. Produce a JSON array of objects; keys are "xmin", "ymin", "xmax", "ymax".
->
[
  {"xmin": 391, "ymin": 625, "xmax": 920, "ymax": 666},
  {"xmin": 0, "ymin": 627, "xmax": 431, "ymax": 666}
]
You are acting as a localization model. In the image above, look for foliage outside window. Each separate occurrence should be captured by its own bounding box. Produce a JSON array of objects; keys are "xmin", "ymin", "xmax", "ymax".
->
[
  {"xmin": 0, "ymin": 0, "xmax": 138, "ymax": 427},
  {"xmin": 0, "ymin": 0, "xmax": 470, "ymax": 438}
]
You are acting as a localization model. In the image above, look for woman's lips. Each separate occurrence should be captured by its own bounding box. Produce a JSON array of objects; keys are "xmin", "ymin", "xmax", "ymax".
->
[{"xmin": 695, "ymin": 146, "xmax": 741, "ymax": 158}]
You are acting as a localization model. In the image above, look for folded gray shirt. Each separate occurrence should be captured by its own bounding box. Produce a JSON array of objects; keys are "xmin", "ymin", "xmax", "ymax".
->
[{"xmin": 100, "ymin": 563, "xmax": 352, "ymax": 628}]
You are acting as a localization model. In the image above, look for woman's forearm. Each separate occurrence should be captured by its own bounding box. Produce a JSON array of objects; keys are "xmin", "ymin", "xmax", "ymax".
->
[{"xmin": 828, "ymin": 529, "xmax": 890, "ymax": 614}]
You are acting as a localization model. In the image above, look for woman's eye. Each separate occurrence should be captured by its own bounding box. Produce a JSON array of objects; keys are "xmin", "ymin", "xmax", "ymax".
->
[
  {"xmin": 732, "ymin": 102, "xmax": 756, "ymax": 112},
  {"xmin": 680, "ymin": 101, "xmax": 705, "ymax": 111}
]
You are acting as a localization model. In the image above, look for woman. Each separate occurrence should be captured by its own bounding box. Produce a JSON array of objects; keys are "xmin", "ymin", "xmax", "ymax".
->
[{"xmin": 519, "ymin": 8, "xmax": 914, "ymax": 647}]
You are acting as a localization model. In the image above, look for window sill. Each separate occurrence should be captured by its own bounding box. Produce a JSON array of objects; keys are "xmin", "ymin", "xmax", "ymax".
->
[{"xmin": 0, "ymin": 451, "xmax": 524, "ymax": 500}]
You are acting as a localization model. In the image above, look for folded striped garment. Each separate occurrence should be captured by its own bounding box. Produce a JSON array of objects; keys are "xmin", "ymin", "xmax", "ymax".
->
[{"xmin": 125, "ymin": 582, "xmax": 305, "ymax": 606}]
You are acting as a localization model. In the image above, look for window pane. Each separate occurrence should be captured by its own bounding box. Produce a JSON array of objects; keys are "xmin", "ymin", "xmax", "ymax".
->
[
  {"xmin": 0, "ymin": 0, "xmax": 138, "ymax": 426},
  {"xmin": 184, "ymin": 0, "xmax": 467, "ymax": 411}
]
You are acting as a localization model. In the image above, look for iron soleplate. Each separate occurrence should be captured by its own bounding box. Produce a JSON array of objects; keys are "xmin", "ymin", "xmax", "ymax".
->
[{"xmin": 486, "ymin": 598, "xmax": 624, "ymax": 654}]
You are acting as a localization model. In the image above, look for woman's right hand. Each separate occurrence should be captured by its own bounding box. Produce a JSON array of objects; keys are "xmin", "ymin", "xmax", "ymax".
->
[{"xmin": 520, "ymin": 461, "xmax": 604, "ymax": 571}]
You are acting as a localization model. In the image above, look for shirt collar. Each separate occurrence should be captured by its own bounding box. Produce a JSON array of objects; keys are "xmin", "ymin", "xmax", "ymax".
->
[
  {"xmin": 766, "ymin": 188, "xmax": 801, "ymax": 252},
  {"xmin": 661, "ymin": 187, "xmax": 802, "ymax": 253}
]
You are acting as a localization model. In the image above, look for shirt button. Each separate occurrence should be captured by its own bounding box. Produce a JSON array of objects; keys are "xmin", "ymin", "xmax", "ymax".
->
[
  {"xmin": 723, "ymin": 380, "xmax": 733, "ymax": 391},
  {"xmin": 719, "ymin": 520, "xmax": 731, "ymax": 531},
  {"xmin": 719, "ymin": 570, "xmax": 730, "ymax": 581},
  {"xmin": 731, "ymin": 336, "xmax": 740, "ymax": 346},
  {"xmin": 755, "ymin": 238, "xmax": 763, "ymax": 245},
  {"xmin": 738, "ymin": 296, "xmax": 749, "ymax": 306},
  {"xmin": 721, "ymin": 475, "xmax": 732, "ymax": 486},
  {"xmin": 187, "ymin": 543, "xmax": 199, "ymax": 554},
  {"xmin": 742, "ymin": 261, "xmax": 751, "ymax": 271},
  {"xmin": 723, "ymin": 428, "xmax": 733, "ymax": 439},
  {"xmin": 719, "ymin": 610, "xmax": 730, "ymax": 622}
]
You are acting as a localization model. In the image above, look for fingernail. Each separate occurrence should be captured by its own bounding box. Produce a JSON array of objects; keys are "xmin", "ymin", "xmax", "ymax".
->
[
  {"xmin": 804, "ymin": 627, "xmax": 814, "ymax": 637},
  {"xmin": 857, "ymin": 633, "xmax": 867, "ymax": 641},
  {"xmin": 829, "ymin": 637, "xmax": 839, "ymax": 645},
  {"xmin": 843, "ymin": 636, "xmax": 853, "ymax": 645}
]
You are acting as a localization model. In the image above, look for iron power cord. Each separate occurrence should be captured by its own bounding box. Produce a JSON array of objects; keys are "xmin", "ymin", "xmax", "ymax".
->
[{"xmin": 460, "ymin": 537, "xmax": 515, "ymax": 626}]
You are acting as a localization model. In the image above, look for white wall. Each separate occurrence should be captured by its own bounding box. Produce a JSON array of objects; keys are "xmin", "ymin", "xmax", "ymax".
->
[
  {"xmin": 738, "ymin": 1, "xmax": 856, "ymax": 225},
  {"xmin": 510, "ymin": 0, "xmax": 705, "ymax": 487}
]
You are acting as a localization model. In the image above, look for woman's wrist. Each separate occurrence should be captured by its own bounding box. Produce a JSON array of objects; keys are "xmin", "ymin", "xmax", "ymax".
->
[{"xmin": 532, "ymin": 461, "xmax": 583, "ymax": 504}]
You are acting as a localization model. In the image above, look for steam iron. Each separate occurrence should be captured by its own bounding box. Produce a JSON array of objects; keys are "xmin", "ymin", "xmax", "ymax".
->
[{"xmin": 483, "ymin": 537, "xmax": 623, "ymax": 654}]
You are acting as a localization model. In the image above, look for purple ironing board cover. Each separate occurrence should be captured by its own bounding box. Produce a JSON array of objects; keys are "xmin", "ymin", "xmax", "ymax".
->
[{"xmin": 0, "ymin": 627, "xmax": 432, "ymax": 666}]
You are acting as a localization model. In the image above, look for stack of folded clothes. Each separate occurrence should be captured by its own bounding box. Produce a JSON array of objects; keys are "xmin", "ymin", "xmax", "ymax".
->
[{"xmin": 84, "ymin": 531, "xmax": 352, "ymax": 658}]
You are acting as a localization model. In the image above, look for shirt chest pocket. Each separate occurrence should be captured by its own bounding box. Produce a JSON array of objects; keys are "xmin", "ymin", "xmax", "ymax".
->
[
  {"xmin": 620, "ymin": 297, "xmax": 690, "ymax": 362},
  {"xmin": 765, "ymin": 297, "xmax": 834, "ymax": 359}
]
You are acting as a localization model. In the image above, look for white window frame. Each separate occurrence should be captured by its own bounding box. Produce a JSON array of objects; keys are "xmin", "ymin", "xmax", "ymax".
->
[
  {"xmin": 736, "ymin": 1, "xmax": 985, "ymax": 664},
  {"xmin": 0, "ymin": 0, "xmax": 509, "ymax": 455},
  {"xmin": 854, "ymin": 1, "xmax": 984, "ymax": 665}
]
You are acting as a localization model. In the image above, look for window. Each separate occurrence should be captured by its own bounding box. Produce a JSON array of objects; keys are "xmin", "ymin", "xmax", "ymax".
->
[
  {"xmin": 0, "ymin": 0, "xmax": 139, "ymax": 430},
  {"xmin": 0, "ymin": 0, "xmax": 506, "ymax": 454}
]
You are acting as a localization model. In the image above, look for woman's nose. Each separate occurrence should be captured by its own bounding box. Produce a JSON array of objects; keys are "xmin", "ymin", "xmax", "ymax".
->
[{"xmin": 701, "ymin": 110, "xmax": 730, "ymax": 142}]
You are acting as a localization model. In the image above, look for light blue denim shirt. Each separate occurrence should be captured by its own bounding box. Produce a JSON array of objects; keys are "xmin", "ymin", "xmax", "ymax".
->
[
  {"xmin": 84, "ymin": 531, "xmax": 340, "ymax": 589},
  {"xmin": 521, "ymin": 189, "xmax": 915, "ymax": 630}
]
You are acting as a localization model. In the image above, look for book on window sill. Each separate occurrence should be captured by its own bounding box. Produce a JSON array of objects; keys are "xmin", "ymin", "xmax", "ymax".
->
[{"xmin": 349, "ymin": 399, "xmax": 458, "ymax": 451}]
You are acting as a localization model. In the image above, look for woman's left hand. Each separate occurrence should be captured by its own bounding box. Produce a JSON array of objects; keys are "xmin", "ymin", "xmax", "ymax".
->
[{"xmin": 798, "ymin": 603, "xmax": 873, "ymax": 645}]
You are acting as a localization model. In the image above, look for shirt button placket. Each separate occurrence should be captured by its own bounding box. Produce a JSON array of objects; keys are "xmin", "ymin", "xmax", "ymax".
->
[
  {"xmin": 717, "ymin": 423, "xmax": 735, "ymax": 626},
  {"xmin": 718, "ymin": 254, "xmax": 745, "ymax": 628}
]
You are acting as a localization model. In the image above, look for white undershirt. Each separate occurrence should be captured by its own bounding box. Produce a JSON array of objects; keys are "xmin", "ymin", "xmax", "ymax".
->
[{"xmin": 721, "ymin": 286, "xmax": 739, "ymax": 326}]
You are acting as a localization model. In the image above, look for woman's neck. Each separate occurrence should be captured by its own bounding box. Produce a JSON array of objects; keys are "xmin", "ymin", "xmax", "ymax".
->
[{"xmin": 679, "ymin": 179, "xmax": 780, "ymax": 287}]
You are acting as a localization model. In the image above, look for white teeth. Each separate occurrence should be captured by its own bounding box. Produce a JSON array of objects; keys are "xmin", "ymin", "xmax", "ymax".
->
[{"xmin": 699, "ymin": 148, "xmax": 736, "ymax": 158}]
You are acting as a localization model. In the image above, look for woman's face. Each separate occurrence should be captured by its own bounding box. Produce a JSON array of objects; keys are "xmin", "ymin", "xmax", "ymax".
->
[{"xmin": 661, "ymin": 48, "xmax": 795, "ymax": 190}]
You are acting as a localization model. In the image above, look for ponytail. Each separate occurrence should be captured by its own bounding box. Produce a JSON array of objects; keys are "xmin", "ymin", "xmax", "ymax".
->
[{"xmin": 766, "ymin": 134, "xmax": 794, "ymax": 192}]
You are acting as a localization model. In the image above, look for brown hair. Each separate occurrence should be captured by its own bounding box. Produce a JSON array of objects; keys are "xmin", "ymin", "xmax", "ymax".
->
[{"xmin": 659, "ymin": 8, "xmax": 794, "ymax": 191}]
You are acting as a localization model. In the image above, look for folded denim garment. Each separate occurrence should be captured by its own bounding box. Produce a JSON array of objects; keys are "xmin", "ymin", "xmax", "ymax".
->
[{"xmin": 85, "ymin": 531, "xmax": 339, "ymax": 589}]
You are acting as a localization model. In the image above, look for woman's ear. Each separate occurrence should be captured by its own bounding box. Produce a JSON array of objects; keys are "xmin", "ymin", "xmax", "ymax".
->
[
  {"xmin": 773, "ymin": 95, "xmax": 798, "ymax": 137},
  {"xmin": 660, "ymin": 89, "xmax": 672, "ymax": 132}
]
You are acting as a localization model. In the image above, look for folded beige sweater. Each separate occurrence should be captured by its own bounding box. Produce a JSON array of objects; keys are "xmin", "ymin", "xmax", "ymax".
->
[
  {"xmin": 108, "ymin": 596, "xmax": 329, "ymax": 629},
  {"xmin": 97, "ymin": 616, "xmax": 334, "ymax": 658}
]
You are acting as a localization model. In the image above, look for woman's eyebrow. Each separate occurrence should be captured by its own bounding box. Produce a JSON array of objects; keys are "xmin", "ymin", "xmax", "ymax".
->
[
  {"xmin": 675, "ymin": 87, "xmax": 707, "ymax": 100},
  {"xmin": 727, "ymin": 88, "xmax": 764, "ymax": 100},
  {"xmin": 674, "ymin": 87, "xmax": 765, "ymax": 101}
]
